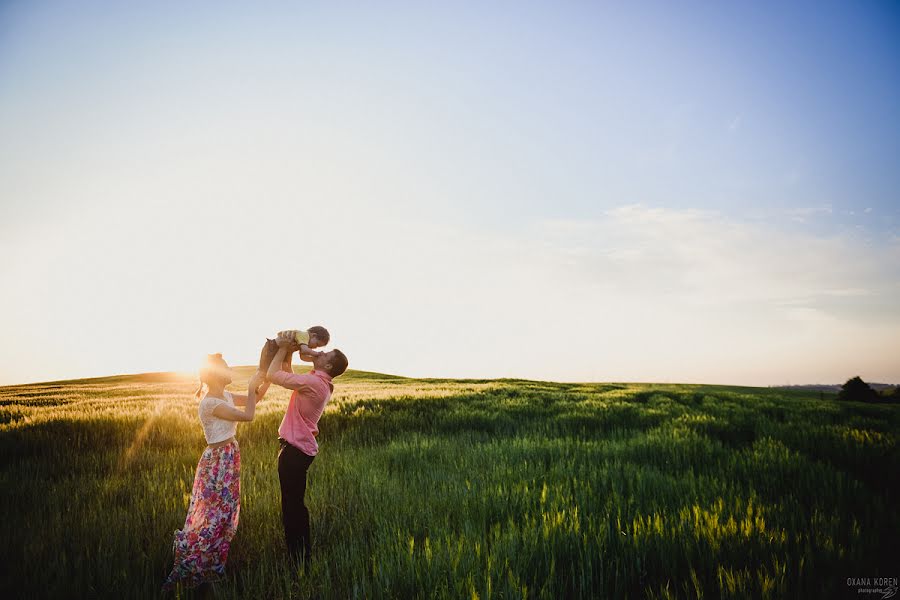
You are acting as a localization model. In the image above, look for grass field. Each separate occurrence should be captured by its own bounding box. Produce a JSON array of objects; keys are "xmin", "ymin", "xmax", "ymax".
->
[{"xmin": 1, "ymin": 368, "xmax": 898, "ymax": 599}]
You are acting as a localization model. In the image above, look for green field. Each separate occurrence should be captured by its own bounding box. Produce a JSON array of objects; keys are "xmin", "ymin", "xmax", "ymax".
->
[{"xmin": 1, "ymin": 368, "xmax": 898, "ymax": 599}]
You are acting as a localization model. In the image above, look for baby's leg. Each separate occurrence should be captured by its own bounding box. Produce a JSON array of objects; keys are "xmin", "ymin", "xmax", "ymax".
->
[{"xmin": 258, "ymin": 338, "xmax": 280, "ymax": 372}]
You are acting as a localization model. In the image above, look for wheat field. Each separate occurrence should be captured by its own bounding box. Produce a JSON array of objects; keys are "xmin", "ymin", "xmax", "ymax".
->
[{"xmin": 1, "ymin": 368, "xmax": 897, "ymax": 599}]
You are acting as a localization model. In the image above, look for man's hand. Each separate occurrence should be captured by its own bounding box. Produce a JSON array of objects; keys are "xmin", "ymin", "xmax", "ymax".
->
[{"xmin": 276, "ymin": 332, "xmax": 294, "ymax": 347}]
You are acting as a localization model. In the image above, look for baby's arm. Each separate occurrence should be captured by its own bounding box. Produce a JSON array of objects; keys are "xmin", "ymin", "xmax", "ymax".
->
[{"xmin": 297, "ymin": 343, "xmax": 323, "ymax": 363}]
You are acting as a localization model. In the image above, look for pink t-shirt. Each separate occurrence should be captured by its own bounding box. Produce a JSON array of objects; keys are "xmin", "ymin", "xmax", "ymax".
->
[{"xmin": 270, "ymin": 368, "xmax": 334, "ymax": 456}]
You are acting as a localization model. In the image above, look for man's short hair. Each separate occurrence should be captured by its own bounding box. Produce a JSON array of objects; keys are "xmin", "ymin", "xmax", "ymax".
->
[
  {"xmin": 327, "ymin": 349, "xmax": 348, "ymax": 377},
  {"xmin": 308, "ymin": 326, "xmax": 330, "ymax": 345}
]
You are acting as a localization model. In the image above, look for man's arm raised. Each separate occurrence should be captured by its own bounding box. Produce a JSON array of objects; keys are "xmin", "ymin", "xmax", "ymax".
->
[
  {"xmin": 267, "ymin": 336, "xmax": 312, "ymax": 392},
  {"xmin": 267, "ymin": 338, "xmax": 290, "ymax": 382}
]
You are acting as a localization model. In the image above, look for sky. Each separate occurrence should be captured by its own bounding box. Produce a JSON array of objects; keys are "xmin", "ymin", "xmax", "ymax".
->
[{"xmin": 1, "ymin": 1, "xmax": 899, "ymax": 386}]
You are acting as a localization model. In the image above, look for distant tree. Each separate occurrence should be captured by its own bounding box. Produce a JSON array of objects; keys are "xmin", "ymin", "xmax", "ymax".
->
[{"xmin": 838, "ymin": 376, "xmax": 879, "ymax": 402}]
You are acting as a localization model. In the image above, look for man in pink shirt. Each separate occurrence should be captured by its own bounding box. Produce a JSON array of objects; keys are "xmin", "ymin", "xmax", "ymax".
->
[{"xmin": 267, "ymin": 335, "xmax": 349, "ymax": 564}]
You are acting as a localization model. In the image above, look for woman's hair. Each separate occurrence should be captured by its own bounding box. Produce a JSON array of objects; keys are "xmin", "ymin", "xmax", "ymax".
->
[{"xmin": 195, "ymin": 353, "xmax": 227, "ymax": 398}]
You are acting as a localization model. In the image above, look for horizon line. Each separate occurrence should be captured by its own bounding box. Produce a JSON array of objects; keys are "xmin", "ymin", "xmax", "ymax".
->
[{"xmin": 1, "ymin": 366, "xmax": 888, "ymax": 391}]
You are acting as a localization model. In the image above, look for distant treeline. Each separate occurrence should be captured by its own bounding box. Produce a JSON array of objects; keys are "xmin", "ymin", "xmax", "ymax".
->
[
  {"xmin": 775, "ymin": 377, "xmax": 900, "ymax": 402},
  {"xmin": 775, "ymin": 382, "xmax": 898, "ymax": 393}
]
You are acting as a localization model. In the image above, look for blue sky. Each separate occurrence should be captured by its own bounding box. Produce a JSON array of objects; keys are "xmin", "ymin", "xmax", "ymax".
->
[{"xmin": 1, "ymin": 1, "xmax": 898, "ymax": 385}]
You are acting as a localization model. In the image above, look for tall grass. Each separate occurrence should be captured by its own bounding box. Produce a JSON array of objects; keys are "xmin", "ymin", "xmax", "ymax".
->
[{"xmin": 1, "ymin": 369, "xmax": 897, "ymax": 598}]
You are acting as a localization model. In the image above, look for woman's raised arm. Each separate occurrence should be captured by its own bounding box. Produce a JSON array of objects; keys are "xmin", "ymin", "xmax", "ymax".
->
[
  {"xmin": 212, "ymin": 372, "xmax": 263, "ymax": 422},
  {"xmin": 232, "ymin": 371, "xmax": 271, "ymax": 406}
]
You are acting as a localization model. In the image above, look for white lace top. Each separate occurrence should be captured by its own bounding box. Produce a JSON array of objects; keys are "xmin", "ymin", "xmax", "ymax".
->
[{"xmin": 198, "ymin": 391, "xmax": 238, "ymax": 444}]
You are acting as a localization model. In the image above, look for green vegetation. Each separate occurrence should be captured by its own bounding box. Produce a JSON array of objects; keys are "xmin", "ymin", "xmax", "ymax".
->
[{"xmin": 1, "ymin": 368, "xmax": 898, "ymax": 599}]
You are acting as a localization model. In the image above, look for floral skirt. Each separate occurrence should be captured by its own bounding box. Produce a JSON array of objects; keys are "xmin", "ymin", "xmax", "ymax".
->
[{"xmin": 163, "ymin": 439, "xmax": 240, "ymax": 590}]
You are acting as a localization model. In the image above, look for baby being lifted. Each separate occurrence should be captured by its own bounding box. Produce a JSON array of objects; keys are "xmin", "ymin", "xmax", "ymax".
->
[
  {"xmin": 258, "ymin": 326, "xmax": 330, "ymax": 372},
  {"xmin": 279, "ymin": 327, "xmax": 329, "ymax": 359}
]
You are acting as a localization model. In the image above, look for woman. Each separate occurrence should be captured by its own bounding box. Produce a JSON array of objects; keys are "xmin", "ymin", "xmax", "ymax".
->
[{"xmin": 163, "ymin": 354, "xmax": 269, "ymax": 591}]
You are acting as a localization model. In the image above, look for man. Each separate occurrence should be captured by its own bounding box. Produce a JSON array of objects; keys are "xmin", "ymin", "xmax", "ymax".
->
[{"xmin": 266, "ymin": 333, "xmax": 349, "ymax": 565}]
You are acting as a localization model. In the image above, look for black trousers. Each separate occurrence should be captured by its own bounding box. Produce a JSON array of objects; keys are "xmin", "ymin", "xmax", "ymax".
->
[{"xmin": 277, "ymin": 439, "xmax": 315, "ymax": 562}]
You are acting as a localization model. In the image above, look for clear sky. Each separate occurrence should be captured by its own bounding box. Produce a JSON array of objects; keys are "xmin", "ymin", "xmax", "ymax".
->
[{"xmin": 1, "ymin": 1, "xmax": 899, "ymax": 386}]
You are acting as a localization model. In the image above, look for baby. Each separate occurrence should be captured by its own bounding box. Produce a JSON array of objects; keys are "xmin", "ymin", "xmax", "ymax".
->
[
  {"xmin": 258, "ymin": 326, "xmax": 330, "ymax": 371},
  {"xmin": 278, "ymin": 327, "xmax": 329, "ymax": 358}
]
